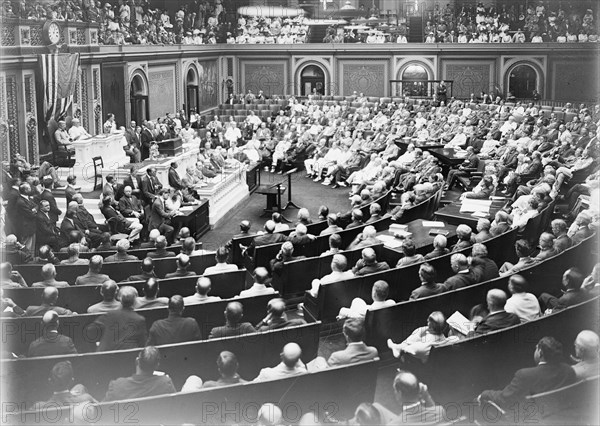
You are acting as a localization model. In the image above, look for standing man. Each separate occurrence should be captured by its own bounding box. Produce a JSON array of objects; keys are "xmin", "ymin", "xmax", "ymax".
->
[
  {"xmin": 124, "ymin": 120, "xmax": 141, "ymax": 163},
  {"xmin": 14, "ymin": 183, "xmax": 37, "ymax": 252},
  {"xmin": 148, "ymin": 188, "xmax": 175, "ymax": 243},
  {"xmin": 36, "ymin": 200, "xmax": 60, "ymax": 250},
  {"xmin": 140, "ymin": 121, "xmax": 155, "ymax": 161}
]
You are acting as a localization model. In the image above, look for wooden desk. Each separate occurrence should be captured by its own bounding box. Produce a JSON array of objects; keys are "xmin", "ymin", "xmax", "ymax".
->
[
  {"xmin": 172, "ymin": 199, "xmax": 210, "ymax": 239},
  {"xmin": 395, "ymin": 139, "xmax": 445, "ymax": 154},
  {"xmin": 435, "ymin": 199, "xmax": 506, "ymax": 228},
  {"xmin": 246, "ymin": 163, "xmax": 260, "ymax": 193},
  {"xmin": 377, "ymin": 218, "xmax": 457, "ymax": 254},
  {"xmin": 425, "ymin": 147, "xmax": 466, "ymax": 173}
]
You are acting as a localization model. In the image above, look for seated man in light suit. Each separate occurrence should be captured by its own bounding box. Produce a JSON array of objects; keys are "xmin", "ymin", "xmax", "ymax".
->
[{"xmin": 327, "ymin": 318, "xmax": 379, "ymax": 367}]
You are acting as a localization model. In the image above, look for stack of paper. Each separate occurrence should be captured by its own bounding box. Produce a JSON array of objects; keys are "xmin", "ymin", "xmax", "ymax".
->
[
  {"xmin": 447, "ymin": 311, "xmax": 476, "ymax": 336},
  {"xmin": 389, "ymin": 224, "xmax": 408, "ymax": 232},
  {"xmin": 460, "ymin": 199, "xmax": 492, "ymax": 213},
  {"xmin": 422, "ymin": 220, "xmax": 445, "ymax": 227},
  {"xmin": 377, "ymin": 235, "xmax": 404, "ymax": 249}
]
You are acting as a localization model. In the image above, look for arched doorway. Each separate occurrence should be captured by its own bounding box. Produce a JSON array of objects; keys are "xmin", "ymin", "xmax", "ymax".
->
[
  {"xmin": 186, "ymin": 68, "xmax": 199, "ymax": 116},
  {"xmin": 130, "ymin": 74, "xmax": 148, "ymax": 125},
  {"xmin": 401, "ymin": 64, "xmax": 428, "ymax": 97},
  {"xmin": 300, "ymin": 65, "xmax": 325, "ymax": 96},
  {"xmin": 508, "ymin": 64, "xmax": 537, "ymax": 99}
]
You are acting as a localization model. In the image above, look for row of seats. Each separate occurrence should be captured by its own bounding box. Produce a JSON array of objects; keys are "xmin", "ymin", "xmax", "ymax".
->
[
  {"xmin": 3, "ymin": 269, "xmax": 248, "ymax": 314},
  {"xmin": 50, "ymin": 242, "xmax": 203, "ymax": 261}
]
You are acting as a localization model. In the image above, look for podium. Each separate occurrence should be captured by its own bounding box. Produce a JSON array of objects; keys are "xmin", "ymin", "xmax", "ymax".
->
[
  {"xmin": 256, "ymin": 183, "xmax": 286, "ymax": 216},
  {"xmin": 157, "ymin": 138, "xmax": 183, "ymax": 157},
  {"xmin": 71, "ymin": 132, "xmax": 129, "ymax": 168}
]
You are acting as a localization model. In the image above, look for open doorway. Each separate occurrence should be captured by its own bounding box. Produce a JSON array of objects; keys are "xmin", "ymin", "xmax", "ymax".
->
[
  {"xmin": 509, "ymin": 64, "xmax": 537, "ymax": 99},
  {"xmin": 130, "ymin": 74, "xmax": 149, "ymax": 124},
  {"xmin": 300, "ymin": 65, "xmax": 325, "ymax": 96}
]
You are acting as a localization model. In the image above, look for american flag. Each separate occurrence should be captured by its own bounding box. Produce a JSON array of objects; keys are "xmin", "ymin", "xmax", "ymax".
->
[{"xmin": 39, "ymin": 53, "xmax": 80, "ymax": 122}]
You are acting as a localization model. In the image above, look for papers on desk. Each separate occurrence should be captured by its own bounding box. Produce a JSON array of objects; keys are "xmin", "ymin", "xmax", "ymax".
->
[
  {"xmin": 459, "ymin": 199, "xmax": 492, "ymax": 213},
  {"xmin": 377, "ymin": 235, "xmax": 405, "ymax": 249},
  {"xmin": 422, "ymin": 220, "xmax": 445, "ymax": 227},
  {"xmin": 471, "ymin": 211, "xmax": 489, "ymax": 218},
  {"xmin": 447, "ymin": 311, "xmax": 477, "ymax": 336},
  {"xmin": 389, "ymin": 224, "xmax": 408, "ymax": 232},
  {"xmin": 179, "ymin": 206, "xmax": 195, "ymax": 212}
]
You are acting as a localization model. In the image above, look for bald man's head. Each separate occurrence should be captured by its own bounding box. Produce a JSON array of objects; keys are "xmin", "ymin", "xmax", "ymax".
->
[
  {"xmin": 89, "ymin": 255, "xmax": 103, "ymax": 273},
  {"xmin": 264, "ymin": 220, "xmax": 276, "ymax": 233},
  {"xmin": 361, "ymin": 247, "xmax": 377, "ymax": 264},
  {"xmin": 487, "ymin": 289, "xmax": 508, "ymax": 312},
  {"xmin": 281, "ymin": 343, "xmax": 302, "ymax": 368},
  {"xmin": 196, "ymin": 276, "xmax": 212, "ymax": 296},
  {"xmin": 575, "ymin": 330, "xmax": 599, "ymax": 361},
  {"xmin": 254, "ymin": 267, "xmax": 269, "ymax": 284},
  {"xmin": 224, "ymin": 301, "xmax": 243, "ymax": 325},
  {"xmin": 42, "ymin": 286, "xmax": 59, "ymax": 304},
  {"xmin": 267, "ymin": 298, "xmax": 286, "ymax": 319},
  {"xmin": 393, "ymin": 370, "xmax": 420, "ymax": 404},
  {"xmin": 100, "ymin": 280, "xmax": 118, "ymax": 301}
]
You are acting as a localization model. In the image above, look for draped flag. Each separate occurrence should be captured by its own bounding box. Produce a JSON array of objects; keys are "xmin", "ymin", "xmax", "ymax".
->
[{"xmin": 39, "ymin": 53, "xmax": 80, "ymax": 122}]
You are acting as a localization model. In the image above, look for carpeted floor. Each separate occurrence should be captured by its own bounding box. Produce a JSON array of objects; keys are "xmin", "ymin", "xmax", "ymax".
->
[{"xmin": 200, "ymin": 169, "xmax": 353, "ymax": 250}]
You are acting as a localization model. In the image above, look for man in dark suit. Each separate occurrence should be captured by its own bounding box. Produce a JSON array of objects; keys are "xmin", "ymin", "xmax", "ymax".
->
[
  {"xmin": 256, "ymin": 298, "xmax": 306, "ymax": 331},
  {"xmin": 90, "ymin": 286, "xmax": 147, "ymax": 352},
  {"xmin": 27, "ymin": 311, "xmax": 77, "ymax": 357},
  {"xmin": 470, "ymin": 243, "xmax": 499, "ymax": 282},
  {"xmin": 118, "ymin": 185, "xmax": 144, "ymax": 222},
  {"xmin": 39, "ymin": 177, "xmax": 62, "ymax": 223},
  {"xmin": 388, "ymin": 371, "xmax": 446, "ymax": 425},
  {"xmin": 72, "ymin": 194, "xmax": 103, "ymax": 248},
  {"xmin": 327, "ymin": 317, "xmax": 378, "ymax": 366},
  {"xmin": 25, "ymin": 286, "xmax": 73, "ymax": 316},
  {"xmin": 100, "ymin": 196, "xmax": 143, "ymax": 243},
  {"xmin": 146, "ymin": 295, "xmax": 201, "ymax": 346},
  {"xmin": 208, "ymin": 301, "xmax": 257, "ymax": 339},
  {"xmin": 164, "ymin": 254, "xmax": 195, "ymax": 278},
  {"xmin": 442, "ymin": 253, "xmax": 478, "ymax": 291},
  {"xmin": 14, "ymin": 183, "xmax": 37, "ymax": 252},
  {"xmin": 124, "ymin": 120, "xmax": 141, "ymax": 163},
  {"xmin": 140, "ymin": 167, "xmax": 161, "ymax": 206},
  {"xmin": 36, "ymin": 200, "xmax": 60, "ymax": 250},
  {"xmin": 103, "ymin": 346, "xmax": 176, "ymax": 401},
  {"xmin": 551, "ymin": 219, "xmax": 572, "ymax": 253},
  {"xmin": 478, "ymin": 336, "xmax": 576, "ymax": 408},
  {"xmin": 3, "ymin": 177, "xmax": 22, "ymax": 236},
  {"xmin": 167, "ymin": 162, "xmax": 183, "ymax": 190},
  {"xmin": 473, "ymin": 289, "xmax": 520, "ymax": 335},
  {"xmin": 140, "ymin": 122, "xmax": 155, "ymax": 161},
  {"xmin": 148, "ymin": 190, "xmax": 175, "ymax": 243},
  {"xmin": 59, "ymin": 203, "xmax": 83, "ymax": 248},
  {"xmin": 445, "ymin": 146, "xmax": 480, "ymax": 190},
  {"xmin": 570, "ymin": 212, "xmax": 594, "ymax": 245},
  {"xmin": 123, "ymin": 166, "xmax": 142, "ymax": 198},
  {"xmin": 352, "ymin": 247, "xmax": 390, "ymax": 276},
  {"xmin": 243, "ymin": 220, "xmax": 287, "ymax": 259},
  {"xmin": 125, "ymin": 257, "xmax": 157, "ymax": 282},
  {"xmin": 64, "ymin": 175, "xmax": 78, "ymax": 206},
  {"xmin": 410, "ymin": 263, "xmax": 445, "ymax": 300},
  {"xmin": 74, "ymin": 255, "xmax": 110, "ymax": 286},
  {"xmin": 539, "ymin": 268, "xmax": 590, "ymax": 312}
]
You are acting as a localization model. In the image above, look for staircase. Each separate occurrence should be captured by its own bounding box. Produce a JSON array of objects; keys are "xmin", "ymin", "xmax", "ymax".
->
[{"xmin": 408, "ymin": 16, "xmax": 423, "ymax": 42}]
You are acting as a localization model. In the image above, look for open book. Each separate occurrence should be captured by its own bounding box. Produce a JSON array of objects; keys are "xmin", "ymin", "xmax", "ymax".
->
[{"xmin": 447, "ymin": 311, "xmax": 477, "ymax": 336}]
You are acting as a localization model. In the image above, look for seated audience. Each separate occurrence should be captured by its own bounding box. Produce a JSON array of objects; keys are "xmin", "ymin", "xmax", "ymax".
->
[
  {"xmin": 28, "ymin": 311, "xmax": 77, "ymax": 357},
  {"xmin": 147, "ymin": 295, "xmax": 201, "ymax": 345},
  {"xmin": 478, "ymin": 337, "xmax": 576, "ymax": 408},
  {"xmin": 320, "ymin": 233, "xmax": 343, "ymax": 256},
  {"xmin": 0, "ymin": 262, "xmax": 27, "ymax": 288},
  {"xmin": 442, "ymin": 254, "xmax": 477, "ymax": 291},
  {"xmin": 256, "ymin": 298, "xmax": 306, "ymax": 331},
  {"xmin": 104, "ymin": 239, "xmax": 138, "ymax": 262},
  {"xmin": 474, "ymin": 218, "xmax": 492, "ymax": 242},
  {"xmin": 74, "ymin": 255, "xmax": 110, "ymax": 286},
  {"xmin": 309, "ymin": 254, "xmax": 354, "ymax": 297},
  {"xmin": 388, "ymin": 311, "xmax": 458, "ymax": 362},
  {"xmin": 126, "ymin": 257, "xmax": 157, "ymax": 281},
  {"xmin": 571, "ymin": 330, "xmax": 600, "ymax": 380},
  {"xmin": 352, "ymin": 247, "xmax": 390, "ymax": 276},
  {"xmin": 147, "ymin": 236, "xmax": 176, "ymax": 259},
  {"xmin": 103, "ymin": 346, "xmax": 176, "ymax": 402},
  {"xmin": 319, "ymin": 214, "xmax": 344, "ymax": 236},
  {"xmin": 490, "ymin": 211, "xmax": 513, "ymax": 236},
  {"xmin": 410, "ymin": 263, "xmax": 445, "ymax": 300},
  {"xmin": 34, "ymin": 361, "xmax": 96, "ymax": 407},
  {"xmin": 451, "ymin": 224, "xmax": 475, "ymax": 252},
  {"xmin": 203, "ymin": 247, "xmax": 238, "ymax": 275},
  {"xmin": 254, "ymin": 343, "xmax": 307, "ymax": 381},
  {"xmin": 208, "ymin": 301, "xmax": 257, "ymax": 339},
  {"xmin": 473, "ymin": 289, "xmax": 520, "ymax": 335},
  {"xmin": 240, "ymin": 267, "xmax": 276, "ymax": 297},
  {"xmin": 269, "ymin": 241, "xmax": 305, "ymax": 275},
  {"xmin": 424, "ymin": 234, "xmax": 449, "ymax": 259},
  {"xmin": 387, "ymin": 370, "xmax": 446, "ymax": 424},
  {"xmin": 183, "ymin": 276, "xmax": 221, "ymax": 305},
  {"xmin": 551, "ymin": 218, "xmax": 573, "ymax": 253},
  {"xmin": 87, "ymin": 280, "xmax": 121, "ymax": 313},
  {"xmin": 534, "ymin": 232, "xmax": 558, "ymax": 261},
  {"xmin": 539, "ymin": 267, "xmax": 589, "ymax": 312},
  {"xmin": 338, "ymin": 280, "xmax": 395, "ymax": 319},
  {"xmin": 499, "ymin": 239, "xmax": 538, "ymax": 276},
  {"xmin": 25, "ymin": 287, "xmax": 74, "ymax": 316},
  {"xmin": 92, "ymin": 286, "xmax": 147, "ymax": 352},
  {"xmin": 396, "ymin": 239, "xmax": 424, "ymax": 267},
  {"xmin": 569, "ymin": 211, "xmax": 595, "ymax": 245},
  {"xmin": 164, "ymin": 254, "xmax": 195, "ymax": 278},
  {"xmin": 60, "ymin": 243, "xmax": 89, "ymax": 265},
  {"xmin": 470, "ymin": 243, "xmax": 500, "ymax": 282},
  {"xmin": 505, "ymin": 274, "xmax": 541, "ymax": 322},
  {"xmin": 136, "ymin": 277, "xmax": 168, "ymax": 309},
  {"xmin": 327, "ymin": 318, "xmax": 379, "ymax": 367}
]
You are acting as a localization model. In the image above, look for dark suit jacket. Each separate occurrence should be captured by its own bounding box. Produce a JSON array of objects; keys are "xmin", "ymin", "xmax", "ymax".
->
[
  {"xmin": 65, "ymin": 185, "xmax": 77, "ymax": 206},
  {"xmin": 123, "ymin": 175, "xmax": 142, "ymax": 196},
  {"xmin": 118, "ymin": 195, "xmax": 143, "ymax": 218},
  {"xmin": 14, "ymin": 195, "xmax": 37, "ymax": 238},
  {"xmin": 443, "ymin": 270, "xmax": 477, "ymax": 291},
  {"xmin": 208, "ymin": 322, "xmax": 257, "ymax": 339},
  {"xmin": 100, "ymin": 205, "xmax": 129, "ymax": 233},
  {"xmin": 327, "ymin": 342, "xmax": 379, "ymax": 366},
  {"xmin": 256, "ymin": 317, "xmax": 306, "ymax": 331},
  {"xmin": 28, "ymin": 333, "xmax": 77, "ymax": 357},
  {"xmin": 39, "ymin": 189, "xmax": 62, "ymax": 222},
  {"xmin": 474, "ymin": 310, "xmax": 520, "ymax": 335},
  {"xmin": 147, "ymin": 248, "xmax": 176, "ymax": 259},
  {"xmin": 146, "ymin": 313, "xmax": 201, "ymax": 346},
  {"xmin": 104, "ymin": 373, "xmax": 176, "ymax": 402},
  {"xmin": 247, "ymin": 233, "xmax": 288, "ymax": 257},
  {"xmin": 168, "ymin": 167, "xmax": 182, "ymax": 190},
  {"xmin": 571, "ymin": 227, "xmax": 594, "ymax": 245},
  {"xmin": 25, "ymin": 304, "xmax": 72, "ymax": 316},
  {"xmin": 140, "ymin": 175, "xmax": 160, "ymax": 205},
  {"xmin": 140, "ymin": 128, "xmax": 155, "ymax": 160},
  {"xmin": 36, "ymin": 211, "xmax": 59, "ymax": 246},
  {"xmin": 480, "ymin": 363, "xmax": 576, "ymax": 408},
  {"xmin": 410, "ymin": 283, "xmax": 445, "ymax": 299},
  {"xmin": 471, "ymin": 256, "xmax": 500, "ymax": 282},
  {"xmin": 148, "ymin": 198, "xmax": 171, "ymax": 231},
  {"xmin": 76, "ymin": 206, "xmax": 99, "ymax": 231},
  {"xmin": 92, "ymin": 308, "xmax": 147, "ymax": 352},
  {"xmin": 59, "ymin": 217, "xmax": 81, "ymax": 247},
  {"xmin": 554, "ymin": 234, "xmax": 572, "ymax": 252},
  {"xmin": 424, "ymin": 247, "xmax": 450, "ymax": 260}
]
